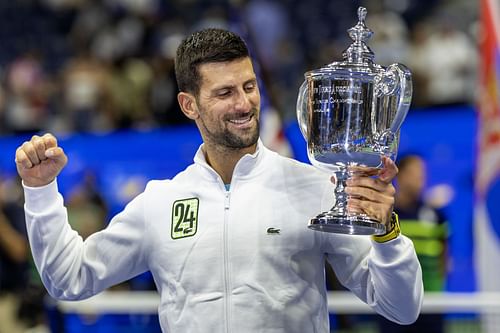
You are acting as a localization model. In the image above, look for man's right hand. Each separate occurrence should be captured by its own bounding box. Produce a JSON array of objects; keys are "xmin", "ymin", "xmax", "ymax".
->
[{"xmin": 15, "ymin": 133, "xmax": 68, "ymax": 187}]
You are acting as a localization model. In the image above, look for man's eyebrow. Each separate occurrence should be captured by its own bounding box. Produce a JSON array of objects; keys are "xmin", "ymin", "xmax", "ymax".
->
[
  {"xmin": 210, "ymin": 84, "xmax": 235, "ymax": 94},
  {"xmin": 209, "ymin": 77, "xmax": 257, "ymax": 94},
  {"xmin": 245, "ymin": 77, "xmax": 258, "ymax": 85}
]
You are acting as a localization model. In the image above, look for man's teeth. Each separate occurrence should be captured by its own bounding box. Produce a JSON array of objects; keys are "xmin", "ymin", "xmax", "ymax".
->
[{"xmin": 229, "ymin": 116, "xmax": 251, "ymax": 124}]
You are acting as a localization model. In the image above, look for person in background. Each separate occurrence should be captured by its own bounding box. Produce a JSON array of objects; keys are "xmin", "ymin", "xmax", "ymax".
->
[
  {"xmin": 377, "ymin": 153, "xmax": 448, "ymax": 333},
  {"xmin": 14, "ymin": 28, "xmax": 423, "ymax": 333},
  {"xmin": 0, "ymin": 175, "xmax": 30, "ymax": 333}
]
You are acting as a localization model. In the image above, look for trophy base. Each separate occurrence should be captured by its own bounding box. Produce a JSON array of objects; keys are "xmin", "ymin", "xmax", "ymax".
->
[{"xmin": 308, "ymin": 212, "xmax": 386, "ymax": 235}]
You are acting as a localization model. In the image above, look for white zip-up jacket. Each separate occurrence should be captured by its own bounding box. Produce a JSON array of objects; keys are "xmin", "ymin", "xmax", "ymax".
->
[{"xmin": 23, "ymin": 141, "xmax": 423, "ymax": 333}]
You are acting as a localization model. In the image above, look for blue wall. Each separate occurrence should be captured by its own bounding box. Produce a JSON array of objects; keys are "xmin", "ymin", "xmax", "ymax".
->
[{"xmin": 0, "ymin": 106, "xmax": 477, "ymax": 291}]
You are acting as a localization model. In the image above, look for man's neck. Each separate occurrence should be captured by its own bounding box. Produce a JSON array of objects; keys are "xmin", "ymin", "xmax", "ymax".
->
[{"xmin": 203, "ymin": 143, "xmax": 257, "ymax": 184}]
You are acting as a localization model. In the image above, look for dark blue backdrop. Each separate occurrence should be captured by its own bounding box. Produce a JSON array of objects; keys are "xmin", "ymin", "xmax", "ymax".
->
[{"xmin": 0, "ymin": 106, "xmax": 477, "ymax": 292}]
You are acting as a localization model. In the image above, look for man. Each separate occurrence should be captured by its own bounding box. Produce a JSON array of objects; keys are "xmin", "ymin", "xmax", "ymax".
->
[{"xmin": 15, "ymin": 28, "xmax": 423, "ymax": 332}]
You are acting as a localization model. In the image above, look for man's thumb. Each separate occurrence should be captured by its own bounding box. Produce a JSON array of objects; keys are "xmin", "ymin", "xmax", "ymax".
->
[{"xmin": 45, "ymin": 147, "xmax": 66, "ymax": 162}]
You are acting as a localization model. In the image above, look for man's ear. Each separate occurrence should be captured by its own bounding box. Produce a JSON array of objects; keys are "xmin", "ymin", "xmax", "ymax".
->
[{"xmin": 177, "ymin": 92, "xmax": 199, "ymax": 120}]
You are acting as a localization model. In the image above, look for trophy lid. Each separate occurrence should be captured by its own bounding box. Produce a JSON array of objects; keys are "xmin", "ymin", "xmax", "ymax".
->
[
  {"xmin": 305, "ymin": 7, "xmax": 380, "ymax": 78},
  {"xmin": 342, "ymin": 6, "xmax": 375, "ymax": 64}
]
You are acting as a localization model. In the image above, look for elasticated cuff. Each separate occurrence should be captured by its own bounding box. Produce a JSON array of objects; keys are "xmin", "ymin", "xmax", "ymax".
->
[{"xmin": 23, "ymin": 179, "xmax": 60, "ymax": 213}]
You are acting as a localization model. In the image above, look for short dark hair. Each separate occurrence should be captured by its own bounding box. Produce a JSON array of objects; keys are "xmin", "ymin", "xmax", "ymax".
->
[{"xmin": 174, "ymin": 28, "xmax": 250, "ymax": 96}]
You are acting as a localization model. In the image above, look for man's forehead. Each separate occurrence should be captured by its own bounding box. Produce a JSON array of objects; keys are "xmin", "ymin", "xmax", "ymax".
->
[{"xmin": 198, "ymin": 58, "xmax": 255, "ymax": 83}]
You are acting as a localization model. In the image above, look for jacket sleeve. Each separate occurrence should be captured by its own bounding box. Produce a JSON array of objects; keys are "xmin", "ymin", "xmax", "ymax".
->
[
  {"xmin": 23, "ymin": 180, "xmax": 149, "ymax": 300},
  {"xmin": 324, "ymin": 233, "xmax": 424, "ymax": 325}
]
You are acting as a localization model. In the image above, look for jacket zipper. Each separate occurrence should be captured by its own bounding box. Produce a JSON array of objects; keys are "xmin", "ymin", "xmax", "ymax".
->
[{"xmin": 223, "ymin": 188, "xmax": 231, "ymax": 333}]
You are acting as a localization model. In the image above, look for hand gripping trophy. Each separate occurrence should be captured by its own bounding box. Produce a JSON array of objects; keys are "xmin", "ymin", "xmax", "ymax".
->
[{"xmin": 296, "ymin": 7, "xmax": 412, "ymax": 235}]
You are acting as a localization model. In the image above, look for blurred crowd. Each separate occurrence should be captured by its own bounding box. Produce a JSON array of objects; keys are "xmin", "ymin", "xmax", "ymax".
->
[
  {"xmin": 0, "ymin": 0, "xmax": 477, "ymax": 332},
  {"xmin": 0, "ymin": 0, "xmax": 478, "ymax": 136}
]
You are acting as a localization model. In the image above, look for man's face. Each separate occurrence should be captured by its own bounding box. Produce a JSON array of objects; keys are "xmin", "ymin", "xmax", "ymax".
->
[{"xmin": 194, "ymin": 57, "xmax": 261, "ymax": 150}]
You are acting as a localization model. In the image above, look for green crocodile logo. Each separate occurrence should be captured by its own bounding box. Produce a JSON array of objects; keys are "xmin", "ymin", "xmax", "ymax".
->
[{"xmin": 267, "ymin": 227, "xmax": 281, "ymax": 235}]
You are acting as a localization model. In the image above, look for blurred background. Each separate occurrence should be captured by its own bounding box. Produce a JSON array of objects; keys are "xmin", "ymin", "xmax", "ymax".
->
[{"xmin": 0, "ymin": 0, "xmax": 497, "ymax": 332}]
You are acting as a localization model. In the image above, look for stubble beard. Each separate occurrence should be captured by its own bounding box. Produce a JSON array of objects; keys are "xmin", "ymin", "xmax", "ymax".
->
[{"xmin": 199, "ymin": 108, "xmax": 260, "ymax": 150}]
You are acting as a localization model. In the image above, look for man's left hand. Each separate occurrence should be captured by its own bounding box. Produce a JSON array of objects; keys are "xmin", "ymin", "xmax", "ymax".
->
[{"xmin": 344, "ymin": 156, "xmax": 398, "ymax": 226}]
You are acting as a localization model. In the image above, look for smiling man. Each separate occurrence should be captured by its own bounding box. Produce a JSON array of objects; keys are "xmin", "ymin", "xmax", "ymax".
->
[
  {"xmin": 177, "ymin": 56, "xmax": 261, "ymax": 184},
  {"xmin": 15, "ymin": 28, "xmax": 423, "ymax": 333}
]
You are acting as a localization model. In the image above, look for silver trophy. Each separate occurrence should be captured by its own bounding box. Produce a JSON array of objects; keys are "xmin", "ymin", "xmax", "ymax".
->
[{"xmin": 296, "ymin": 7, "xmax": 412, "ymax": 235}]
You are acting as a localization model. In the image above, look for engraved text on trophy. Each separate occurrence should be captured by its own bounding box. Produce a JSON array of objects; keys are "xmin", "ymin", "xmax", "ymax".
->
[{"xmin": 308, "ymin": 78, "xmax": 382, "ymax": 169}]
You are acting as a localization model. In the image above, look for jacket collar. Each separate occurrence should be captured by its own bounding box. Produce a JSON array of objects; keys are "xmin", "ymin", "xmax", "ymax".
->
[{"xmin": 193, "ymin": 139, "xmax": 269, "ymax": 182}]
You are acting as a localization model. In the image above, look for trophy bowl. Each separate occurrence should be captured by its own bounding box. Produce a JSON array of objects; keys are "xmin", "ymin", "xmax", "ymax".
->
[{"xmin": 296, "ymin": 7, "xmax": 412, "ymax": 235}]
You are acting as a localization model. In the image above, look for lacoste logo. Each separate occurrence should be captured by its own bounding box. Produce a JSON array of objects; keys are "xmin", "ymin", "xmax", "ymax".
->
[{"xmin": 267, "ymin": 227, "xmax": 281, "ymax": 235}]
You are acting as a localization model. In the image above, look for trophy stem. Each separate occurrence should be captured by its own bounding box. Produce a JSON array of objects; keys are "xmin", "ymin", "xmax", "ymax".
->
[
  {"xmin": 308, "ymin": 164, "xmax": 386, "ymax": 235},
  {"xmin": 332, "ymin": 166, "xmax": 350, "ymax": 215}
]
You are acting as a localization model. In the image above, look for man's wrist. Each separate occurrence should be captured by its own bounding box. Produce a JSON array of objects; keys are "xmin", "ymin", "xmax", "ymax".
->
[
  {"xmin": 24, "ymin": 179, "xmax": 60, "ymax": 213},
  {"xmin": 372, "ymin": 212, "xmax": 400, "ymax": 243}
]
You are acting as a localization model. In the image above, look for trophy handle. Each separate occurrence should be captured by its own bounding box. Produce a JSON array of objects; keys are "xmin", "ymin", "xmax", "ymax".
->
[
  {"xmin": 373, "ymin": 64, "xmax": 412, "ymax": 158},
  {"xmin": 384, "ymin": 63, "xmax": 412, "ymax": 134},
  {"xmin": 296, "ymin": 80, "xmax": 309, "ymax": 139}
]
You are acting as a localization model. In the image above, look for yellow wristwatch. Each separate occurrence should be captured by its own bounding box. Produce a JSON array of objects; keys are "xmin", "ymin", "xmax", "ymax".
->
[{"xmin": 372, "ymin": 212, "xmax": 400, "ymax": 243}]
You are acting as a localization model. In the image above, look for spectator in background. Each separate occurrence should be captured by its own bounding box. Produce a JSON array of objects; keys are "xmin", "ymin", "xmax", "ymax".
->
[
  {"xmin": 407, "ymin": 15, "xmax": 477, "ymax": 107},
  {"xmin": 377, "ymin": 154, "xmax": 448, "ymax": 333},
  {"xmin": 3, "ymin": 52, "xmax": 51, "ymax": 134},
  {"xmin": 366, "ymin": 4, "xmax": 410, "ymax": 67},
  {"xmin": 0, "ymin": 79, "xmax": 7, "ymax": 134},
  {"xmin": 149, "ymin": 29, "xmax": 190, "ymax": 126},
  {"xmin": 66, "ymin": 170, "xmax": 107, "ymax": 240},
  {"xmin": 58, "ymin": 51, "xmax": 114, "ymax": 133},
  {"xmin": 107, "ymin": 57, "xmax": 154, "ymax": 129},
  {"xmin": 0, "ymin": 175, "xmax": 30, "ymax": 333},
  {"xmin": 405, "ymin": 22, "xmax": 433, "ymax": 108}
]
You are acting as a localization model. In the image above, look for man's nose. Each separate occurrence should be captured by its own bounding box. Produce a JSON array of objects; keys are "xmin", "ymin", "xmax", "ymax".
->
[{"xmin": 234, "ymin": 91, "xmax": 252, "ymax": 111}]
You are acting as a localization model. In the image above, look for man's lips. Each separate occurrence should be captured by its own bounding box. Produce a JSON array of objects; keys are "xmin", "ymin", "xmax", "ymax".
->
[
  {"xmin": 227, "ymin": 113, "xmax": 254, "ymax": 127},
  {"xmin": 229, "ymin": 115, "xmax": 252, "ymax": 124}
]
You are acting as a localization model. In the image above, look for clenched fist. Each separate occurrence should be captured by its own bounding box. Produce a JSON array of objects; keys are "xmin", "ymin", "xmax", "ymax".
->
[{"xmin": 15, "ymin": 133, "xmax": 68, "ymax": 187}]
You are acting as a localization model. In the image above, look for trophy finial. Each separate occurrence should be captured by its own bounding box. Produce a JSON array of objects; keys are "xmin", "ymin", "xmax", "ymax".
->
[
  {"xmin": 343, "ymin": 6, "xmax": 375, "ymax": 63},
  {"xmin": 358, "ymin": 6, "xmax": 367, "ymax": 23},
  {"xmin": 348, "ymin": 6, "xmax": 373, "ymax": 44}
]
